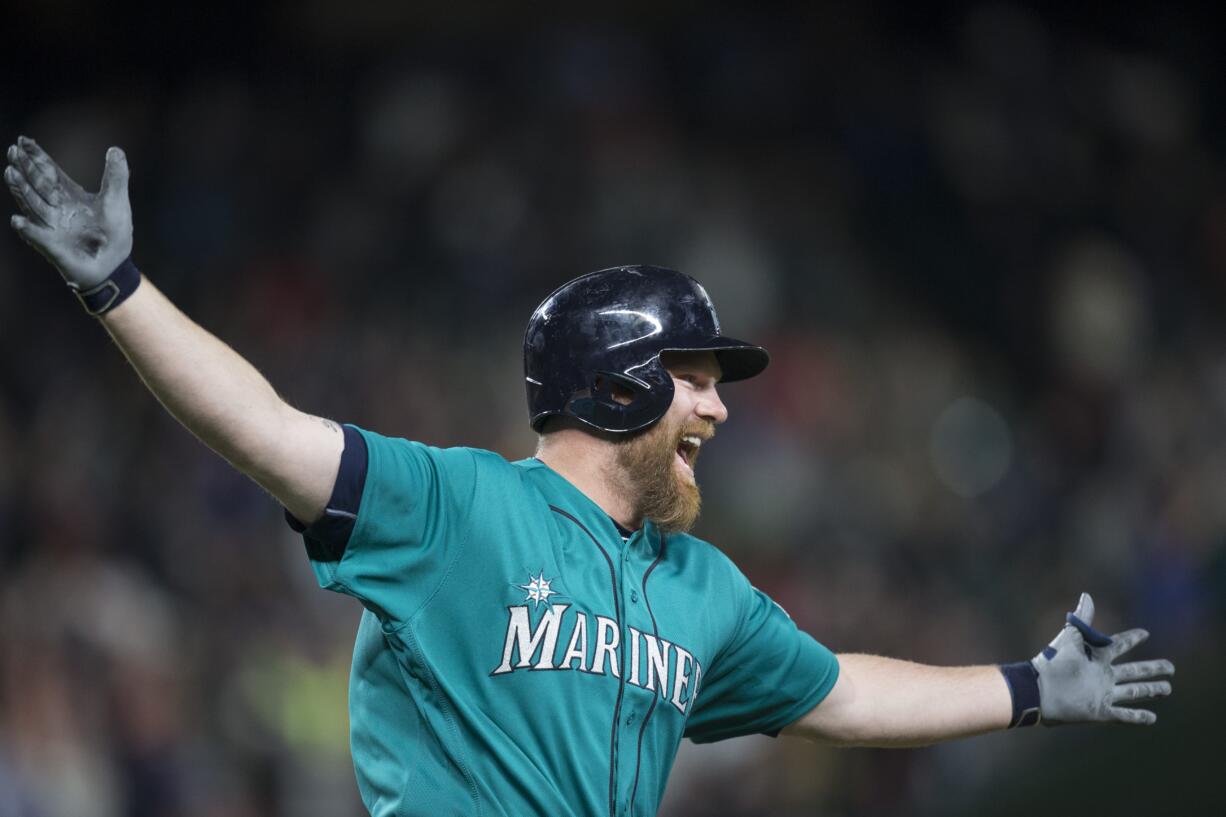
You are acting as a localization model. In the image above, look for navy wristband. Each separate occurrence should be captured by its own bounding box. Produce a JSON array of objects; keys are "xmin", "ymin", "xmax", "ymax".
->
[
  {"xmin": 999, "ymin": 661, "xmax": 1042, "ymax": 728},
  {"xmin": 72, "ymin": 257, "xmax": 141, "ymax": 316}
]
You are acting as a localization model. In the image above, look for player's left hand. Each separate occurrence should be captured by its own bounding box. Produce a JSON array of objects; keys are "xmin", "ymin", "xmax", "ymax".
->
[{"xmin": 1033, "ymin": 592, "xmax": 1174, "ymax": 726}]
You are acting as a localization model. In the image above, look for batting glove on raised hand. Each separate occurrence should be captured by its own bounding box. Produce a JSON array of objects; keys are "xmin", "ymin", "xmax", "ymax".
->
[
  {"xmin": 1001, "ymin": 592, "xmax": 1175, "ymax": 727},
  {"xmin": 5, "ymin": 136, "xmax": 133, "ymax": 291}
]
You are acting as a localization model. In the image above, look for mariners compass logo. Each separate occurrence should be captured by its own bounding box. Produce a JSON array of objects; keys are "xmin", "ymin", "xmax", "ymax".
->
[{"xmin": 517, "ymin": 570, "xmax": 562, "ymax": 609}]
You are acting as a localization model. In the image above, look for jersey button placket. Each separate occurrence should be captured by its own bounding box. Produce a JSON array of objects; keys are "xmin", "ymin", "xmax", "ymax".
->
[
  {"xmin": 619, "ymin": 545, "xmax": 635, "ymax": 817},
  {"xmin": 614, "ymin": 538, "xmax": 633, "ymax": 817}
]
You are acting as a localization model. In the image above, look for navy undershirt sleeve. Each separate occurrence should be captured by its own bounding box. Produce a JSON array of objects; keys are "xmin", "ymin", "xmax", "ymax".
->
[{"xmin": 284, "ymin": 425, "xmax": 369, "ymax": 563}]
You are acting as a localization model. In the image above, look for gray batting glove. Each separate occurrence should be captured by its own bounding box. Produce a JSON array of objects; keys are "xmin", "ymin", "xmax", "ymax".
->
[
  {"xmin": 1033, "ymin": 592, "xmax": 1175, "ymax": 726},
  {"xmin": 5, "ymin": 136, "xmax": 133, "ymax": 290}
]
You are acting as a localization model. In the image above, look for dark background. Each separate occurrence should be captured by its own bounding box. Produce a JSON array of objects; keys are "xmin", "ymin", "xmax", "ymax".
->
[{"xmin": 1, "ymin": 2, "xmax": 1221, "ymax": 815}]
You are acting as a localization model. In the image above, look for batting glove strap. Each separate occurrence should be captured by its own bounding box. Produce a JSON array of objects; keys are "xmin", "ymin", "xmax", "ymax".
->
[
  {"xmin": 1000, "ymin": 661, "xmax": 1042, "ymax": 728},
  {"xmin": 71, "ymin": 256, "xmax": 141, "ymax": 316}
]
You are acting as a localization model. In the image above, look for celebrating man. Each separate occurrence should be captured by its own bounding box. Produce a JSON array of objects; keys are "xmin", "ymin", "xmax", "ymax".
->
[{"xmin": 5, "ymin": 138, "xmax": 1175, "ymax": 817}]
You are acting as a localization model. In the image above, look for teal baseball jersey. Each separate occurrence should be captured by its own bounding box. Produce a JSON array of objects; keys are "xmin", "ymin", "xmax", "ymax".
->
[{"xmin": 294, "ymin": 425, "xmax": 839, "ymax": 817}]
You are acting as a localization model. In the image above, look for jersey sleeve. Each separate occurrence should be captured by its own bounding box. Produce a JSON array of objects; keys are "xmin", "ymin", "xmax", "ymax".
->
[
  {"xmin": 683, "ymin": 574, "xmax": 839, "ymax": 744},
  {"xmin": 297, "ymin": 425, "xmax": 479, "ymax": 626}
]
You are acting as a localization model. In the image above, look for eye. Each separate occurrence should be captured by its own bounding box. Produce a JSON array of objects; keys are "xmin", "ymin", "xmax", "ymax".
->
[{"xmin": 677, "ymin": 373, "xmax": 699, "ymax": 385}]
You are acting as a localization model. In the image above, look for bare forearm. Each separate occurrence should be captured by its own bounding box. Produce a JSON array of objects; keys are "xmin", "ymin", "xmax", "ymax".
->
[
  {"xmin": 102, "ymin": 280, "xmax": 280, "ymax": 466},
  {"xmin": 100, "ymin": 278, "xmax": 341, "ymax": 520},
  {"xmin": 784, "ymin": 653, "xmax": 1012, "ymax": 747}
]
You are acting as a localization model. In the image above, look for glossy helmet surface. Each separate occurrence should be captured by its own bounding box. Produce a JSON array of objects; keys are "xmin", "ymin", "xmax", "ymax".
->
[{"xmin": 524, "ymin": 265, "xmax": 770, "ymax": 433}]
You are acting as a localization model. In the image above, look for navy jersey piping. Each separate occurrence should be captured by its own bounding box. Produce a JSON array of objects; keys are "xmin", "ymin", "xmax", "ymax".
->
[
  {"xmin": 628, "ymin": 530, "xmax": 667, "ymax": 815},
  {"xmin": 549, "ymin": 505, "xmax": 626, "ymax": 817}
]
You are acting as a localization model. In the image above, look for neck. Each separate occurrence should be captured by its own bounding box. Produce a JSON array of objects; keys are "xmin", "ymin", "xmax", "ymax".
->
[{"xmin": 535, "ymin": 428, "xmax": 641, "ymax": 530}]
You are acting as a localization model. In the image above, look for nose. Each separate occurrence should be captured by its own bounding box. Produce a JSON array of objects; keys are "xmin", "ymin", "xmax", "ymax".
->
[{"xmin": 697, "ymin": 387, "xmax": 729, "ymax": 425}]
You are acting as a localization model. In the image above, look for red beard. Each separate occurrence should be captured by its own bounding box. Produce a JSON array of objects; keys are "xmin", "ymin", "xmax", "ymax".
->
[{"xmin": 614, "ymin": 415, "xmax": 711, "ymax": 534}]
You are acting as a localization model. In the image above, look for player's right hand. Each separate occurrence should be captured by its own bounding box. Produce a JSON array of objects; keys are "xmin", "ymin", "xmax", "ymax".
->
[{"xmin": 5, "ymin": 136, "xmax": 133, "ymax": 290}]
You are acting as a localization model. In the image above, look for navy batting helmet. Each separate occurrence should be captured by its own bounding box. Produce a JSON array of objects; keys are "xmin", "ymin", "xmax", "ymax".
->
[{"xmin": 523, "ymin": 265, "xmax": 770, "ymax": 433}]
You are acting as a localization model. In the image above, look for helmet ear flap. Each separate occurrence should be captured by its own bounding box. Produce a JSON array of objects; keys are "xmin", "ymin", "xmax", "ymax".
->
[{"xmin": 564, "ymin": 365, "xmax": 675, "ymax": 433}]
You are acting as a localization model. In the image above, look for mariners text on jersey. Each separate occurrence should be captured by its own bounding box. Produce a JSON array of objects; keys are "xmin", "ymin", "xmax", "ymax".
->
[{"xmin": 492, "ymin": 600, "xmax": 703, "ymax": 716}]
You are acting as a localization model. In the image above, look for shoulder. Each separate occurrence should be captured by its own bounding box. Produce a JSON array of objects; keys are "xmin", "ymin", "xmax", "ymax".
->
[
  {"xmin": 660, "ymin": 530, "xmax": 752, "ymax": 596},
  {"xmin": 356, "ymin": 428, "xmax": 510, "ymax": 471},
  {"xmin": 662, "ymin": 530, "xmax": 738, "ymax": 568},
  {"xmin": 352, "ymin": 427, "xmax": 528, "ymax": 493}
]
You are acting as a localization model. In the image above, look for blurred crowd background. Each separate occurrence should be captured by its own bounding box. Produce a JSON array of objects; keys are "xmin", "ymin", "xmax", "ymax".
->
[{"xmin": 1, "ymin": 2, "xmax": 1222, "ymax": 815}]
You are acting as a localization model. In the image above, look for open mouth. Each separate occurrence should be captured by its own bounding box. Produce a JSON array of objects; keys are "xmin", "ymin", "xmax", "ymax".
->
[{"xmin": 675, "ymin": 434, "xmax": 702, "ymax": 474}]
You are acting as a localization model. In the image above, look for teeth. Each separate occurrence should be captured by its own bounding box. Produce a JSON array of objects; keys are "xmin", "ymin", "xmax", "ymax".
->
[{"xmin": 682, "ymin": 435, "xmax": 701, "ymax": 447}]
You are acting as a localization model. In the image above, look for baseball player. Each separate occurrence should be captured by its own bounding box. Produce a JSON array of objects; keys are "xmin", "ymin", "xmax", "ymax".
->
[{"xmin": 5, "ymin": 139, "xmax": 1175, "ymax": 817}]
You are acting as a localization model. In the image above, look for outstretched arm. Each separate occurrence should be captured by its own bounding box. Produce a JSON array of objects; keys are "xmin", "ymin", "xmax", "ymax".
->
[
  {"xmin": 783, "ymin": 593, "xmax": 1175, "ymax": 747},
  {"xmin": 5, "ymin": 137, "xmax": 342, "ymax": 523},
  {"xmin": 783, "ymin": 654, "xmax": 1011, "ymax": 747}
]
